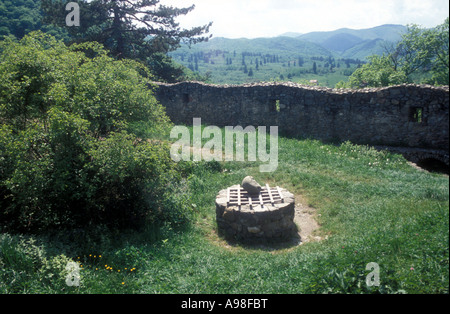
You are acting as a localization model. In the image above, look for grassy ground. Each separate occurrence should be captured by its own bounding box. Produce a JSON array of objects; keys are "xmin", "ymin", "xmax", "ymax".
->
[{"xmin": 1, "ymin": 134, "xmax": 448, "ymax": 294}]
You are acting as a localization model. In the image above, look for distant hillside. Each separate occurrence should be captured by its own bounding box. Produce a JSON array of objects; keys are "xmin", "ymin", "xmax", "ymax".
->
[
  {"xmin": 340, "ymin": 38, "xmax": 388, "ymax": 59},
  {"xmin": 320, "ymin": 33, "xmax": 364, "ymax": 52},
  {"xmin": 297, "ymin": 24, "xmax": 407, "ymax": 57},
  {"xmin": 175, "ymin": 36, "xmax": 333, "ymax": 58},
  {"xmin": 298, "ymin": 24, "xmax": 406, "ymax": 44},
  {"xmin": 170, "ymin": 24, "xmax": 407, "ymax": 86}
]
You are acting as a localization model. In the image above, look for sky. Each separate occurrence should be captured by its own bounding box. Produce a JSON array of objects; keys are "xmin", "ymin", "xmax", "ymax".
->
[{"xmin": 159, "ymin": 0, "xmax": 449, "ymax": 38}]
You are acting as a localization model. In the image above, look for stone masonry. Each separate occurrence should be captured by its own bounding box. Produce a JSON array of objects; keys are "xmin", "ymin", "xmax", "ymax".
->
[
  {"xmin": 154, "ymin": 81, "xmax": 449, "ymax": 165},
  {"xmin": 215, "ymin": 185, "xmax": 297, "ymax": 243}
]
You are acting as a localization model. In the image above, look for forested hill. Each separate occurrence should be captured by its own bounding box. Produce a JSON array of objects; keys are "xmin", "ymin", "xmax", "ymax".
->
[
  {"xmin": 297, "ymin": 24, "xmax": 407, "ymax": 56},
  {"xmin": 170, "ymin": 25, "xmax": 407, "ymax": 86},
  {"xmin": 0, "ymin": 0, "xmax": 68, "ymax": 40}
]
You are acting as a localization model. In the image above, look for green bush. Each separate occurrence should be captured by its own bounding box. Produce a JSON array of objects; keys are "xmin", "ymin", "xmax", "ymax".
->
[{"xmin": 0, "ymin": 32, "xmax": 190, "ymax": 232}]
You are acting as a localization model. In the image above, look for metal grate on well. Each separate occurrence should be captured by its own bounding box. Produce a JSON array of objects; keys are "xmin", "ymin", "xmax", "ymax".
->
[{"xmin": 226, "ymin": 184, "xmax": 284, "ymax": 209}]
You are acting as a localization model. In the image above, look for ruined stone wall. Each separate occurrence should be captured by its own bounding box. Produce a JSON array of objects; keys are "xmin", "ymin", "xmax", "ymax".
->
[{"xmin": 154, "ymin": 81, "xmax": 449, "ymax": 151}]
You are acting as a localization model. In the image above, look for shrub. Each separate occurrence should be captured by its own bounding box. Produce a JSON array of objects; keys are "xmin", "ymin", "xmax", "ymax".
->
[{"xmin": 0, "ymin": 32, "xmax": 189, "ymax": 232}]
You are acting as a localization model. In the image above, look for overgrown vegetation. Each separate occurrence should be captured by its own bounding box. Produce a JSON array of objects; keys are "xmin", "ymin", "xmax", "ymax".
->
[
  {"xmin": 0, "ymin": 0, "xmax": 68, "ymax": 40},
  {"xmin": 1, "ymin": 133, "xmax": 448, "ymax": 294},
  {"xmin": 170, "ymin": 37, "xmax": 363, "ymax": 86},
  {"xmin": 0, "ymin": 32, "xmax": 191, "ymax": 232},
  {"xmin": 0, "ymin": 1, "xmax": 448, "ymax": 295},
  {"xmin": 337, "ymin": 18, "xmax": 449, "ymax": 88}
]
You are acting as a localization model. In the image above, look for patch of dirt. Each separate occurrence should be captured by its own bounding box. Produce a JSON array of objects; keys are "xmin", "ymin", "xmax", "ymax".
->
[{"xmin": 294, "ymin": 194, "xmax": 322, "ymax": 244}]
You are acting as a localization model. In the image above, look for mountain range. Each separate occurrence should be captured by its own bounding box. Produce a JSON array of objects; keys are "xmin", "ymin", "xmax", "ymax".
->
[
  {"xmin": 178, "ymin": 24, "xmax": 407, "ymax": 60},
  {"xmin": 170, "ymin": 24, "xmax": 408, "ymax": 86},
  {"xmin": 295, "ymin": 24, "xmax": 407, "ymax": 58}
]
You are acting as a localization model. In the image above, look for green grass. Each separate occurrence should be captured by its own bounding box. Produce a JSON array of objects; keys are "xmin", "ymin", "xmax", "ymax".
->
[{"xmin": 1, "ymin": 133, "xmax": 448, "ymax": 294}]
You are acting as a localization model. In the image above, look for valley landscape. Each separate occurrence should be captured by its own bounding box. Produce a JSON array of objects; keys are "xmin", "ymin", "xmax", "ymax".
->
[
  {"xmin": 0, "ymin": 0, "xmax": 448, "ymax": 299},
  {"xmin": 171, "ymin": 24, "xmax": 407, "ymax": 86}
]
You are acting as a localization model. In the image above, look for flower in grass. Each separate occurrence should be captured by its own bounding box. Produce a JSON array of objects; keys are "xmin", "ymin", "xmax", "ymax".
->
[{"xmin": 410, "ymin": 267, "xmax": 415, "ymax": 271}]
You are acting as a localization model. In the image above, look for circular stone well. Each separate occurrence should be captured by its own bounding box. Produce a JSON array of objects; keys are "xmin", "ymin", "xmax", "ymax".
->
[{"xmin": 215, "ymin": 184, "xmax": 297, "ymax": 243}]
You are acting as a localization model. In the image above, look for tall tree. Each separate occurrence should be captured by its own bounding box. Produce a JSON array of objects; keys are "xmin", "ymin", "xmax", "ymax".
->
[
  {"xmin": 383, "ymin": 18, "xmax": 449, "ymax": 85},
  {"xmin": 41, "ymin": 0, "xmax": 212, "ymax": 61},
  {"xmin": 337, "ymin": 18, "xmax": 449, "ymax": 88},
  {"xmin": 0, "ymin": 0, "xmax": 68, "ymax": 40}
]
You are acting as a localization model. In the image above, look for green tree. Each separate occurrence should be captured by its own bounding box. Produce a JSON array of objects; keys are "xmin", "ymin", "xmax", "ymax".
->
[
  {"xmin": 0, "ymin": 0, "xmax": 68, "ymax": 40},
  {"xmin": 0, "ymin": 32, "xmax": 190, "ymax": 232},
  {"xmin": 341, "ymin": 55, "xmax": 407, "ymax": 88},
  {"xmin": 337, "ymin": 18, "xmax": 449, "ymax": 88},
  {"xmin": 41, "ymin": 0, "xmax": 212, "ymax": 61},
  {"xmin": 384, "ymin": 19, "xmax": 449, "ymax": 84},
  {"xmin": 426, "ymin": 17, "xmax": 449, "ymax": 85}
]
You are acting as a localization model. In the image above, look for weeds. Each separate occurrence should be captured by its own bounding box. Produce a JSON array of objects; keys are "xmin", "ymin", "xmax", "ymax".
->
[{"xmin": 1, "ymin": 134, "xmax": 448, "ymax": 294}]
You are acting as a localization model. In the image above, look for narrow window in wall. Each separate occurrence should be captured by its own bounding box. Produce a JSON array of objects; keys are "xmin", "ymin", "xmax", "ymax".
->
[
  {"xmin": 270, "ymin": 99, "xmax": 281, "ymax": 112},
  {"xmin": 409, "ymin": 107, "xmax": 424, "ymax": 123},
  {"xmin": 275, "ymin": 100, "xmax": 281, "ymax": 113},
  {"xmin": 182, "ymin": 93, "xmax": 190, "ymax": 104}
]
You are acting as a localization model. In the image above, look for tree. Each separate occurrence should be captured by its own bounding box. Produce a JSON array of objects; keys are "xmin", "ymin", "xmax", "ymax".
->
[
  {"xmin": 41, "ymin": 0, "xmax": 212, "ymax": 61},
  {"xmin": 344, "ymin": 55, "xmax": 407, "ymax": 88},
  {"xmin": 0, "ymin": 0, "xmax": 68, "ymax": 40},
  {"xmin": 0, "ymin": 32, "xmax": 191, "ymax": 232},
  {"xmin": 146, "ymin": 52, "xmax": 185, "ymax": 83},
  {"xmin": 426, "ymin": 17, "xmax": 449, "ymax": 85},
  {"xmin": 383, "ymin": 18, "xmax": 449, "ymax": 85},
  {"xmin": 337, "ymin": 18, "xmax": 449, "ymax": 88},
  {"xmin": 312, "ymin": 62, "xmax": 317, "ymax": 74}
]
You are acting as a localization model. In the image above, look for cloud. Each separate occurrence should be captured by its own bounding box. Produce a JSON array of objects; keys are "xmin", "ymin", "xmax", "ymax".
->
[{"xmin": 160, "ymin": 0, "xmax": 449, "ymax": 38}]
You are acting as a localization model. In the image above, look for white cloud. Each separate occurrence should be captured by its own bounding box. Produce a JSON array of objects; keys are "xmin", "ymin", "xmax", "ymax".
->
[{"xmin": 160, "ymin": 0, "xmax": 449, "ymax": 38}]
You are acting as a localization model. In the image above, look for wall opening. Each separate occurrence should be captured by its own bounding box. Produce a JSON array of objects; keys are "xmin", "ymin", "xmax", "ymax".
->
[
  {"xmin": 270, "ymin": 99, "xmax": 281, "ymax": 113},
  {"xmin": 409, "ymin": 107, "xmax": 424, "ymax": 123},
  {"xmin": 416, "ymin": 158, "xmax": 449, "ymax": 174},
  {"xmin": 182, "ymin": 93, "xmax": 190, "ymax": 104}
]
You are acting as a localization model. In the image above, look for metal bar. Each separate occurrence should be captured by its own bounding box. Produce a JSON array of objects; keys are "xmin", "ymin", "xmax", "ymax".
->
[
  {"xmin": 266, "ymin": 184, "xmax": 274, "ymax": 205},
  {"xmin": 238, "ymin": 185, "xmax": 241, "ymax": 207},
  {"xmin": 276, "ymin": 186, "xmax": 284, "ymax": 203}
]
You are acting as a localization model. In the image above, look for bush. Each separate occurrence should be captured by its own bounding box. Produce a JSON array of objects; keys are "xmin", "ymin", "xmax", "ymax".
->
[{"xmin": 0, "ymin": 32, "xmax": 190, "ymax": 232}]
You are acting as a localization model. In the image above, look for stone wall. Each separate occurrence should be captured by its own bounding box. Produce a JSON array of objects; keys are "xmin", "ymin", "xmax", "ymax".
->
[{"xmin": 154, "ymin": 81, "xmax": 449, "ymax": 152}]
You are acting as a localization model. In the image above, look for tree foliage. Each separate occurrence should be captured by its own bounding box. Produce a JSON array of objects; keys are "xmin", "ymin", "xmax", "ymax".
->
[
  {"xmin": 337, "ymin": 18, "xmax": 449, "ymax": 88},
  {"xmin": 41, "ymin": 0, "xmax": 212, "ymax": 60},
  {"xmin": 0, "ymin": 32, "xmax": 191, "ymax": 232},
  {"xmin": 337, "ymin": 55, "xmax": 407, "ymax": 88},
  {"xmin": 0, "ymin": 0, "xmax": 68, "ymax": 40}
]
